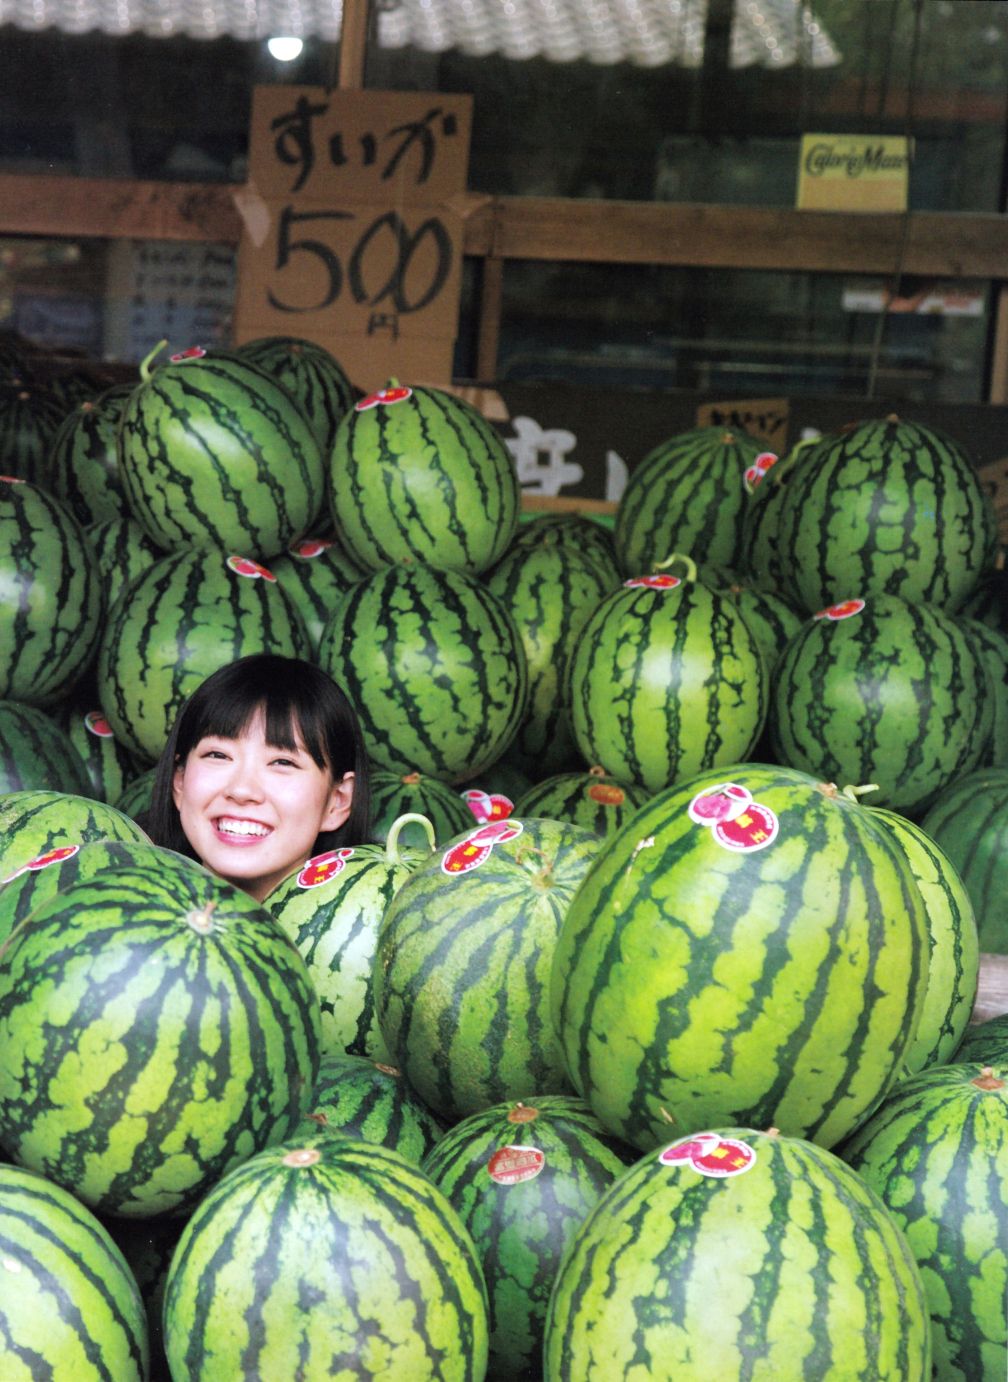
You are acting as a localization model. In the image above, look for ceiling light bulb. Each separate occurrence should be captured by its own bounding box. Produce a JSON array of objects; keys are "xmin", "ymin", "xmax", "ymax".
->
[{"xmin": 267, "ymin": 35, "xmax": 303, "ymax": 60}]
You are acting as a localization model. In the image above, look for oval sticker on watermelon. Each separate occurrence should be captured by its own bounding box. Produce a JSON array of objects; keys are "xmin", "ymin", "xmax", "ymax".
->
[
  {"xmin": 814, "ymin": 599, "xmax": 865, "ymax": 621},
  {"xmin": 84, "ymin": 710, "xmax": 114, "ymax": 738},
  {"xmin": 355, "ymin": 386, "xmax": 413, "ymax": 411},
  {"xmin": 297, "ymin": 848, "xmax": 355, "ymax": 888},
  {"xmin": 290, "ymin": 538, "xmax": 333, "ymax": 560},
  {"xmin": 743, "ymin": 451, "xmax": 778, "ymax": 494},
  {"xmin": 659, "ymin": 1133, "xmax": 757, "ymax": 1178},
  {"xmin": 623, "ymin": 574, "xmax": 681, "ymax": 591},
  {"xmin": 441, "ymin": 820, "xmax": 523, "ymax": 876},
  {"xmin": 462, "ymin": 789, "xmax": 514, "ymax": 824},
  {"xmin": 169, "ymin": 346, "xmax": 207, "ymax": 362},
  {"xmin": 227, "ymin": 555, "xmax": 277, "ymax": 582},
  {"xmin": 487, "ymin": 1145, "xmax": 545, "ymax": 1186},
  {"xmin": 2, "ymin": 843, "xmax": 81, "ymax": 885}
]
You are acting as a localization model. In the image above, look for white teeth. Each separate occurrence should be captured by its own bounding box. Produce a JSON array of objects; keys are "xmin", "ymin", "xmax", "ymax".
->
[{"xmin": 217, "ymin": 818, "xmax": 270, "ymax": 837}]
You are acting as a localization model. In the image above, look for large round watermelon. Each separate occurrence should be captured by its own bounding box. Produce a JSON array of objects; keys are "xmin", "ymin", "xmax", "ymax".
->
[
  {"xmin": 265, "ymin": 535, "xmax": 364, "ymax": 655},
  {"xmin": 840, "ymin": 1062, "xmax": 1008, "ymax": 1382},
  {"xmin": 513, "ymin": 766, "xmax": 649, "ymax": 838},
  {"xmin": 47, "ymin": 384, "xmax": 133, "ymax": 528},
  {"xmin": 117, "ymin": 345, "xmax": 325, "ymax": 559},
  {"xmin": 0, "ymin": 857, "xmax": 321, "ymax": 1218},
  {"xmin": 96, "ymin": 547, "xmax": 310, "ymax": 762},
  {"xmin": 328, "ymin": 382, "xmax": 519, "ymax": 574},
  {"xmin": 293, "ymin": 1051, "xmax": 444, "ymax": 1164},
  {"xmin": 0, "ymin": 1163, "xmax": 148, "ymax": 1380},
  {"xmin": 772, "ymin": 415, "xmax": 996, "ymax": 614},
  {"xmin": 567, "ymin": 565, "xmax": 767, "ymax": 794},
  {"xmin": 162, "ymin": 1134, "xmax": 489, "ymax": 1379},
  {"xmin": 768, "ymin": 595, "xmax": 992, "ymax": 814},
  {"xmin": 544, "ymin": 1126, "xmax": 932, "ymax": 1379},
  {"xmin": 0, "ymin": 700, "xmax": 92, "ymax": 796},
  {"xmin": 318, "ymin": 561, "xmax": 528, "ymax": 782},
  {"xmin": 236, "ymin": 333, "xmax": 355, "ymax": 456},
  {"xmin": 0, "ymin": 789, "xmax": 150, "ymax": 882},
  {"xmin": 550, "ymin": 764, "xmax": 930, "ymax": 1151},
  {"xmin": 919, "ymin": 768, "xmax": 1008, "ymax": 954},
  {"xmin": 376, "ymin": 816, "xmax": 600, "ymax": 1123},
  {"xmin": 0, "ymin": 477, "xmax": 102, "ymax": 706}
]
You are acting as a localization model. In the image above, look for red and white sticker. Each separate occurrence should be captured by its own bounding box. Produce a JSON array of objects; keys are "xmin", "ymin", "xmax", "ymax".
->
[
  {"xmin": 814, "ymin": 599, "xmax": 865, "ymax": 621},
  {"xmin": 623, "ymin": 574, "xmax": 681, "ymax": 591},
  {"xmin": 290, "ymin": 538, "xmax": 333, "ymax": 560},
  {"xmin": 659, "ymin": 1133, "xmax": 757, "ymax": 1178},
  {"xmin": 688, "ymin": 784, "xmax": 778, "ymax": 854},
  {"xmin": 587, "ymin": 782, "xmax": 625, "ymax": 807},
  {"xmin": 355, "ymin": 386, "xmax": 413, "ymax": 411},
  {"xmin": 487, "ymin": 1145, "xmax": 545, "ymax": 1186},
  {"xmin": 0, "ymin": 475, "xmax": 25, "ymax": 484},
  {"xmin": 84, "ymin": 710, "xmax": 114, "ymax": 739},
  {"xmin": 297, "ymin": 848, "xmax": 356, "ymax": 888},
  {"xmin": 441, "ymin": 820, "xmax": 523, "ymax": 876},
  {"xmin": 227, "ymin": 555, "xmax": 277, "ymax": 582},
  {"xmin": 743, "ymin": 451, "xmax": 778, "ymax": 494},
  {"xmin": 462, "ymin": 789, "xmax": 514, "ymax": 824},
  {"xmin": 169, "ymin": 346, "xmax": 207, "ymax": 362},
  {"xmin": 2, "ymin": 844, "xmax": 81, "ymax": 886}
]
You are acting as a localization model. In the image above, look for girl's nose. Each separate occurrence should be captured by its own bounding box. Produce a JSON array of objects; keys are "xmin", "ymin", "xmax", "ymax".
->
[{"xmin": 224, "ymin": 761, "xmax": 265, "ymax": 801}]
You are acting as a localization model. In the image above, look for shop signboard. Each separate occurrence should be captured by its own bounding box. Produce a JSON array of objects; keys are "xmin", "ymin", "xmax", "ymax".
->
[{"xmin": 796, "ymin": 134, "xmax": 911, "ymax": 213}]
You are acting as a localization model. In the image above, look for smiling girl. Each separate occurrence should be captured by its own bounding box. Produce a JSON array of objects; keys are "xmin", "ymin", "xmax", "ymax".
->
[{"xmin": 145, "ymin": 654, "xmax": 371, "ymax": 900}]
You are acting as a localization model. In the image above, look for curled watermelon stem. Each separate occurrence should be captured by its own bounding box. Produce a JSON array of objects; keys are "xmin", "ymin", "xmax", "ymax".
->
[
  {"xmin": 386, "ymin": 812, "xmax": 436, "ymax": 863},
  {"xmin": 654, "ymin": 553, "xmax": 697, "ymax": 583},
  {"xmin": 841, "ymin": 784, "xmax": 880, "ymax": 803},
  {"xmin": 138, "ymin": 339, "xmax": 168, "ymax": 381}
]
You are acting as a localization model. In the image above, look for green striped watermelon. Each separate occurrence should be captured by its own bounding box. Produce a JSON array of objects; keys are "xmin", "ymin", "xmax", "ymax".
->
[
  {"xmin": 56, "ymin": 702, "xmax": 143, "ymax": 804},
  {"xmin": 0, "ymin": 858, "xmax": 321, "ymax": 1217},
  {"xmin": 697, "ymin": 562, "xmax": 804, "ymax": 672},
  {"xmin": 375, "ymin": 816, "xmax": 600, "ymax": 1123},
  {"xmin": 0, "ymin": 700, "xmax": 92, "ymax": 796},
  {"xmin": 47, "ymin": 385, "xmax": 133, "ymax": 528},
  {"xmin": 328, "ymin": 382, "xmax": 519, "ymax": 574},
  {"xmin": 369, "ymin": 769, "xmax": 474, "ymax": 847},
  {"xmin": 773, "ymin": 416, "xmax": 996, "ymax": 614},
  {"xmin": 0, "ymin": 477, "xmax": 102, "ymax": 706},
  {"xmin": 84, "ymin": 515, "xmax": 163, "ymax": 600},
  {"xmin": 919, "ymin": 768, "xmax": 1008, "ymax": 954},
  {"xmin": 0, "ymin": 379, "xmax": 65, "ymax": 486},
  {"xmin": 113, "ymin": 767, "xmax": 156, "ymax": 824},
  {"xmin": 544, "ymin": 1126, "xmax": 932, "ymax": 1380},
  {"xmin": 236, "ymin": 334, "xmax": 355, "ymax": 456},
  {"xmin": 567, "ymin": 564, "xmax": 767, "ymax": 794},
  {"xmin": 513, "ymin": 766, "xmax": 649, "ymax": 837},
  {"xmin": 318, "ymin": 561, "xmax": 528, "ymax": 782},
  {"xmin": 486, "ymin": 516, "xmax": 619, "ymax": 775},
  {"xmin": 265, "ymin": 815, "xmax": 435, "ymax": 1063},
  {"xmin": 264, "ymin": 535, "xmax": 363, "ymax": 655},
  {"xmin": 509, "ymin": 512, "xmax": 617, "ymax": 570},
  {"xmin": 550, "ymin": 765, "xmax": 930, "ymax": 1151},
  {"xmin": 0, "ymin": 789, "xmax": 149, "ymax": 881},
  {"xmin": 162, "ymin": 1134, "xmax": 489, "ymax": 1380},
  {"xmin": 967, "ymin": 618, "xmax": 1008, "ymax": 767},
  {"xmin": 614, "ymin": 425, "xmax": 773, "ymax": 576},
  {"xmin": 422, "ymin": 1095, "xmax": 633, "ymax": 1380},
  {"xmin": 0, "ymin": 838, "xmax": 199, "ymax": 947},
  {"xmin": 293, "ymin": 1051, "xmax": 444, "ymax": 1164},
  {"xmin": 0, "ymin": 1163, "xmax": 149, "ymax": 1380},
  {"xmin": 96, "ymin": 547, "xmax": 310, "ymax": 762},
  {"xmin": 738, "ymin": 433, "xmax": 829, "ymax": 594},
  {"xmin": 956, "ymin": 1015, "xmax": 1008, "ymax": 1064},
  {"xmin": 872, "ymin": 807, "xmax": 979, "ymax": 1075},
  {"xmin": 769, "ymin": 595, "xmax": 992, "ymax": 814},
  {"xmin": 117, "ymin": 344, "xmax": 325, "ymax": 559},
  {"xmin": 840, "ymin": 1062, "xmax": 1008, "ymax": 1381}
]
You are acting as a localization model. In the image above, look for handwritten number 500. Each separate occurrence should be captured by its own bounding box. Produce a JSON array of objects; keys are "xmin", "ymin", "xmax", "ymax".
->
[{"xmin": 267, "ymin": 207, "xmax": 452, "ymax": 314}]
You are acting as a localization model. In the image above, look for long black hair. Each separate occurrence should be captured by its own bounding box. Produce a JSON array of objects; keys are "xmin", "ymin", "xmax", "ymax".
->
[{"xmin": 144, "ymin": 653, "xmax": 371, "ymax": 861}]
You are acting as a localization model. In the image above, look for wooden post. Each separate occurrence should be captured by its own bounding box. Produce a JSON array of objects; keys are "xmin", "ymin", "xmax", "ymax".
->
[
  {"xmin": 337, "ymin": 0, "xmax": 371, "ymax": 91},
  {"xmin": 476, "ymin": 255, "xmax": 504, "ymax": 383},
  {"xmin": 988, "ymin": 287, "xmax": 1008, "ymax": 404}
]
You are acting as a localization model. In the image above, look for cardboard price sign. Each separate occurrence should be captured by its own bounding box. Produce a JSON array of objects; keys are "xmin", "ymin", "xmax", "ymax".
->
[{"xmin": 233, "ymin": 87, "xmax": 473, "ymax": 391}]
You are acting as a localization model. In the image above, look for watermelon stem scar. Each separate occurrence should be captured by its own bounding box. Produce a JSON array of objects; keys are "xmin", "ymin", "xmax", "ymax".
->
[
  {"xmin": 973, "ymin": 1068, "xmax": 1005, "ymax": 1091},
  {"xmin": 186, "ymin": 902, "xmax": 217, "ymax": 934},
  {"xmin": 139, "ymin": 338, "xmax": 168, "ymax": 381},
  {"xmin": 282, "ymin": 1148, "xmax": 322, "ymax": 1168}
]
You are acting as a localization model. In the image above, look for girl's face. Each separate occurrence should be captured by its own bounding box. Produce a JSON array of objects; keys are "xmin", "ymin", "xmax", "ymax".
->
[{"xmin": 171, "ymin": 708, "xmax": 354, "ymax": 901}]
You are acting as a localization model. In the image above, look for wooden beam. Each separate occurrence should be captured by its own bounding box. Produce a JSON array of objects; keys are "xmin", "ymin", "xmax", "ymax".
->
[
  {"xmin": 2, "ymin": 174, "xmax": 1007, "ymax": 282},
  {"xmin": 337, "ymin": 0, "xmax": 370, "ymax": 91},
  {"xmin": 475, "ymin": 255, "xmax": 504, "ymax": 383}
]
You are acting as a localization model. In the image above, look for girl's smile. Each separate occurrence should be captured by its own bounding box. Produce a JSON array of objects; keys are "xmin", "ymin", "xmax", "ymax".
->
[{"xmin": 171, "ymin": 709, "xmax": 354, "ymax": 901}]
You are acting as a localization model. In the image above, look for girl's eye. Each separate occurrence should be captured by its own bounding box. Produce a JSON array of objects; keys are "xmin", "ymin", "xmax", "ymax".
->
[{"xmin": 271, "ymin": 757, "xmax": 299, "ymax": 768}]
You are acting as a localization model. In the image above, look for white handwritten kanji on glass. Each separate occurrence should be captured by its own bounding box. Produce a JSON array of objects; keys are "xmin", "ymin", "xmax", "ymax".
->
[{"xmin": 505, "ymin": 416, "xmax": 584, "ymax": 496}]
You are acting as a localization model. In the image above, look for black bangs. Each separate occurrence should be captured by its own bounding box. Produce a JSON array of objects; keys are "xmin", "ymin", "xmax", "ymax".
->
[{"xmin": 184, "ymin": 683, "xmax": 330, "ymax": 770}]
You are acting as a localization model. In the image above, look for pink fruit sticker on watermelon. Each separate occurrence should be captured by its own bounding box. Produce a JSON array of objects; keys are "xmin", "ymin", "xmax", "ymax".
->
[
  {"xmin": 462, "ymin": 789, "xmax": 514, "ymax": 824},
  {"xmin": 169, "ymin": 346, "xmax": 207, "ymax": 362},
  {"xmin": 297, "ymin": 848, "xmax": 356, "ymax": 888},
  {"xmin": 743, "ymin": 451, "xmax": 778, "ymax": 494},
  {"xmin": 441, "ymin": 819, "xmax": 524, "ymax": 876},
  {"xmin": 814, "ymin": 599, "xmax": 866, "ymax": 621},
  {"xmin": 227, "ymin": 555, "xmax": 277, "ymax": 582},
  {"xmin": 688, "ymin": 784, "xmax": 779, "ymax": 854},
  {"xmin": 0, "ymin": 476, "xmax": 25, "ymax": 484},
  {"xmin": 487, "ymin": 1145, "xmax": 546, "ymax": 1186},
  {"xmin": 2, "ymin": 844, "xmax": 81, "ymax": 885},
  {"xmin": 688, "ymin": 783, "xmax": 752, "ymax": 825},
  {"xmin": 659, "ymin": 1133, "xmax": 757, "ymax": 1178},
  {"xmin": 290, "ymin": 538, "xmax": 333, "ymax": 560},
  {"xmin": 623, "ymin": 574, "xmax": 681, "ymax": 590},
  {"xmin": 355, "ymin": 386, "xmax": 413, "ymax": 411},
  {"xmin": 84, "ymin": 710, "xmax": 114, "ymax": 739}
]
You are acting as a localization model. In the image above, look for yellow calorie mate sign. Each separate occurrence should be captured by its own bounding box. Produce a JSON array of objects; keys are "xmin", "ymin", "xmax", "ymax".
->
[{"xmin": 797, "ymin": 134, "xmax": 912, "ymax": 213}]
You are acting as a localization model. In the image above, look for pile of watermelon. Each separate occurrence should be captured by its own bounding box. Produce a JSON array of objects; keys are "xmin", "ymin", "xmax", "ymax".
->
[{"xmin": 2, "ymin": 324, "xmax": 1008, "ymax": 1379}]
